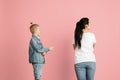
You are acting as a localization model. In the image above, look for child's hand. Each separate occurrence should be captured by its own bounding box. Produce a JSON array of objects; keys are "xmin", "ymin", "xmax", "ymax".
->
[
  {"xmin": 42, "ymin": 52, "xmax": 46, "ymax": 56},
  {"xmin": 49, "ymin": 47, "xmax": 54, "ymax": 51}
]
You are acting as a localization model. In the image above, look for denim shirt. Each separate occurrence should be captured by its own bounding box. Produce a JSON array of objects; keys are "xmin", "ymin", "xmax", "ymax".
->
[{"xmin": 29, "ymin": 35, "xmax": 50, "ymax": 64}]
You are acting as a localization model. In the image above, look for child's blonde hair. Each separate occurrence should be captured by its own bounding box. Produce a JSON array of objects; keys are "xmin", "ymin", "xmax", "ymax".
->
[{"xmin": 30, "ymin": 22, "xmax": 39, "ymax": 34}]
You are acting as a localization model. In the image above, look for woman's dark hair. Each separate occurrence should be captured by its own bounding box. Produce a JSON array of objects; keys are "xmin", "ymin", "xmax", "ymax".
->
[{"xmin": 74, "ymin": 17, "xmax": 89, "ymax": 48}]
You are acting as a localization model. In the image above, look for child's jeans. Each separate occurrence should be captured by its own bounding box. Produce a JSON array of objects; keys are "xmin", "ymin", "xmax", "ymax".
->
[
  {"xmin": 75, "ymin": 62, "xmax": 96, "ymax": 80},
  {"xmin": 32, "ymin": 63, "xmax": 43, "ymax": 80}
]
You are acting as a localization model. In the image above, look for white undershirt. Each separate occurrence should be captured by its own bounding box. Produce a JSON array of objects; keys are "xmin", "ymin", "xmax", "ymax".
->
[{"xmin": 72, "ymin": 32, "xmax": 96, "ymax": 64}]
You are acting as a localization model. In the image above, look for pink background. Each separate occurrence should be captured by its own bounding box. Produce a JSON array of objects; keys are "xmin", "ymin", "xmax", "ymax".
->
[{"xmin": 0, "ymin": 0, "xmax": 120, "ymax": 80}]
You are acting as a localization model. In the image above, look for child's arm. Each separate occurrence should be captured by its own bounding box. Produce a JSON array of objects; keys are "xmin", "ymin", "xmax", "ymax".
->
[{"xmin": 31, "ymin": 39, "xmax": 50, "ymax": 53}]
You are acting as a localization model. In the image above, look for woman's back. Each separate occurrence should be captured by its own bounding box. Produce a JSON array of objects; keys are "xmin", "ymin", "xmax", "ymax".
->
[{"xmin": 73, "ymin": 32, "xmax": 96, "ymax": 64}]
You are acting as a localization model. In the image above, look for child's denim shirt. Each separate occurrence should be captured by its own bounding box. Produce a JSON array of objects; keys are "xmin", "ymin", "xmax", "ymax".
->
[{"xmin": 29, "ymin": 35, "xmax": 50, "ymax": 64}]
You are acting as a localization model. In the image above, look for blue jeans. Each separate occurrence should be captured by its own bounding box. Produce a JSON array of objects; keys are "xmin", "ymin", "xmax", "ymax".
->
[
  {"xmin": 32, "ymin": 63, "xmax": 43, "ymax": 80},
  {"xmin": 75, "ymin": 62, "xmax": 96, "ymax": 80}
]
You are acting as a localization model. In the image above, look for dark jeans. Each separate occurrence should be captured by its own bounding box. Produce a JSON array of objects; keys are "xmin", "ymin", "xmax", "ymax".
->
[{"xmin": 75, "ymin": 62, "xmax": 96, "ymax": 80}]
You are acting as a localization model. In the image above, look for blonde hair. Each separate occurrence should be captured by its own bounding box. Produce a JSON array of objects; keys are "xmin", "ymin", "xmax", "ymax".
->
[{"xmin": 30, "ymin": 22, "xmax": 39, "ymax": 34}]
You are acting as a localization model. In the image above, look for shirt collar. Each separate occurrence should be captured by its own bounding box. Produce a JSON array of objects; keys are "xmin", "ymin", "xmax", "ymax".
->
[{"xmin": 32, "ymin": 34, "xmax": 40, "ymax": 40}]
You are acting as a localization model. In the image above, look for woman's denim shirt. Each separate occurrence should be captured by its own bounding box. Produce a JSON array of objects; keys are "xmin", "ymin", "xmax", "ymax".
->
[{"xmin": 29, "ymin": 35, "xmax": 50, "ymax": 64}]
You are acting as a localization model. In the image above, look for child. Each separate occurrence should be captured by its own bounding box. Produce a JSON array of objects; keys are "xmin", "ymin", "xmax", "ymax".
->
[{"xmin": 29, "ymin": 23, "xmax": 53, "ymax": 80}]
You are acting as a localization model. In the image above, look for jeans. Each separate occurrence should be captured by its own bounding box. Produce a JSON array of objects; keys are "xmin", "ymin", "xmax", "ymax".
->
[
  {"xmin": 75, "ymin": 62, "xmax": 96, "ymax": 80},
  {"xmin": 32, "ymin": 63, "xmax": 43, "ymax": 80}
]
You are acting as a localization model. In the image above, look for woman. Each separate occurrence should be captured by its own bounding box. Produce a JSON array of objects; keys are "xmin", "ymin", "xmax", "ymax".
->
[{"xmin": 73, "ymin": 17, "xmax": 96, "ymax": 80}]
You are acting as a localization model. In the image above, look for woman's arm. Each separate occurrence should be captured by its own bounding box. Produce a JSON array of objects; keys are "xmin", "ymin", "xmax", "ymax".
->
[
  {"xmin": 73, "ymin": 44, "xmax": 76, "ymax": 50},
  {"xmin": 93, "ymin": 43, "xmax": 96, "ymax": 48},
  {"xmin": 93, "ymin": 34, "xmax": 96, "ymax": 48}
]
